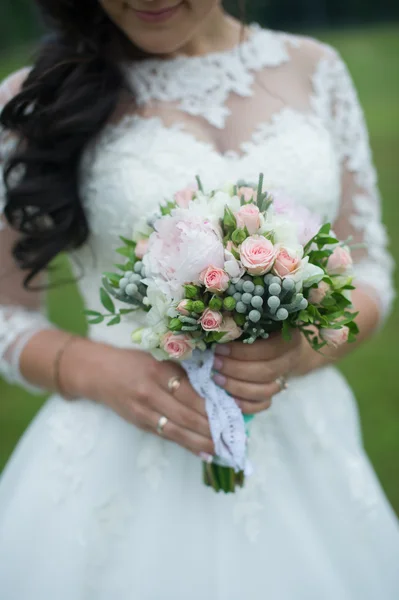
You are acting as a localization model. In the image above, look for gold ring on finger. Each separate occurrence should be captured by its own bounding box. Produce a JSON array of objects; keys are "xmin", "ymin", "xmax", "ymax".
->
[
  {"xmin": 276, "ymin": 376, "xmax": 289, "ymax": 392},
  {"xmin": 168, "ymin": 375, "xmax": 181, "ymax": 394},
  {"xmin": 157, "ymin": 415, "xmax": 169, "ymax": 436}
]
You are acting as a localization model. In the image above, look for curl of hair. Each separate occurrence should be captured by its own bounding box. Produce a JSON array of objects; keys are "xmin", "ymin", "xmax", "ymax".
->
[{"xmin": 1, "ymin": 0, "xmax": 143, "ymax": 286}]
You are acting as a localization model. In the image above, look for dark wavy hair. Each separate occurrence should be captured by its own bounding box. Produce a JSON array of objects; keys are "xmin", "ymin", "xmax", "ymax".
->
[
  {"xmin": 1, "ymin": 1, "xmax": 245, "ymax": 287},
  {"xmin": 0, "ymin": 1, "xmax": 147, "ymax": 286}
]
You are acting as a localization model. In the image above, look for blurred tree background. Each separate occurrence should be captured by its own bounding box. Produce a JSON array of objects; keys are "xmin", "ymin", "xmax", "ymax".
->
[
  {"xmin": 1, "ymin": 0, "xmax": 399, "ymax": 50},
  {"xmin": 0, "ymin": 2, "xmax": 398, "ymax": 513}
]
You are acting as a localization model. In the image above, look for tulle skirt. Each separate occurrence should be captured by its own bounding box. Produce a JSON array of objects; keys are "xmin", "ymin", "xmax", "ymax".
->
[{"xmin": 0, "ymin": 366, "xmax": 398, "ymax": 600}]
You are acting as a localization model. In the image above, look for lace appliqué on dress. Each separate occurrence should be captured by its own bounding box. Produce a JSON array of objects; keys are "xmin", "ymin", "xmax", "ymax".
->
[{"xmin": 123, "ymin": 26, "xmax": 299, "ymax": 129}]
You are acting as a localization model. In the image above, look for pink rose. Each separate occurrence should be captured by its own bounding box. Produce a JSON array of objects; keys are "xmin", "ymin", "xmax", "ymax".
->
[
  {"xmin": 161, "ymin": 332, "xmax": 194, "ymax": 360},
  {"xmin": 308, "ymin": 281, "xmax": 330, "ymax": 305},
  {"xmin": 176, "ymin": 300, "xmax": 191, "ymax": 316},
  {"xmin": 199, "ymin": 266, "xmax": 230, "ymax": 293},
  {"xmin": 200, "ymin": 309, "xmax": 223, "ymax": 332},
  {"xmin": 320, "ymin": 326, "xmax": 349, "ymax": 348},
  {"xmin": 327, "ymin": 246, "xmax": 353, "ymax": 275},
  {"xmin": 240, "ymin": 235, "xmax": 276, "ymax": 276},
  {"xmin": 237, "ymin": 186, "xmax": 257, "ymax": 203},
  {"xmin": 235, "ymin": 204, "xmax": 261, "ymax": 235},
  {"xmin": 135, "ymin": 239, "xmax": 149, "ymax": 259},
  {"xmin": 174, "ymin": 185, "xmax": 196, "ymax": 208},
  {"xmin": 273, "ymin": 247, "xmax": 302, "ymax": 278},
  {"xmin": 219, "ymin": 316, "xmax": 243, "ymax": 343}
]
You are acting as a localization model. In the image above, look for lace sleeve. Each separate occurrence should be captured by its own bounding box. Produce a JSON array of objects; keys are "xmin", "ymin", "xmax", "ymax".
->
[
  {"xmin": 324, "ymin": 49, "xmax": 395, "ymax": 323},
  {"xmin": 0, "ymin": 70, "xmax": 54, "ymax": 393}
]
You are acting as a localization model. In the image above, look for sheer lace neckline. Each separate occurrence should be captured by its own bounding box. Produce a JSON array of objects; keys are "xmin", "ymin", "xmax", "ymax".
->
[{"xmin": 122, "ymin": 25, "xmax": 298, "ymax": 128}]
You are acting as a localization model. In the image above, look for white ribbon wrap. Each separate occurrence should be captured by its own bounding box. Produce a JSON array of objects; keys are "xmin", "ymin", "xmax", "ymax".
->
[{"xmin": 183, "ymin": 349, "xmax": 250, "ymax": 473}]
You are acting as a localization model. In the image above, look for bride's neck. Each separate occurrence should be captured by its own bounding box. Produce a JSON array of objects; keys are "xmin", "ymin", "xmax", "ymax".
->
[{"xmin": 176, "ymin": 9, "xmax": 245, "ymax": 57}]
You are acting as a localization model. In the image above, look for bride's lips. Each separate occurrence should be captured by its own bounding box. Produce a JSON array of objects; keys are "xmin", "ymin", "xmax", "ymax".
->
[{"xmin": 132, "ymin": 2, "xmax": 183, "ymax": 23}]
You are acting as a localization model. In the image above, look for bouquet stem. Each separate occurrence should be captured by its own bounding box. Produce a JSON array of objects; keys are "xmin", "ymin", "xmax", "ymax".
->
[{"xmin": 203, "ymin": 462, "xmax": 245, "ymax": 493}]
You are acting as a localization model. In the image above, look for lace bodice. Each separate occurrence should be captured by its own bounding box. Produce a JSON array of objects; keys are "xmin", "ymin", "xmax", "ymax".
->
[{"xmin": 0, "ymin": 27, "xmax": 395, "ymax": 391}]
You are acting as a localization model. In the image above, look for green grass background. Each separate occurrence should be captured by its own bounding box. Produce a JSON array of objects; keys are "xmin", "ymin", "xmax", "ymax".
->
[{"xmin": 1, "ymin": 25, "xmax": 398, "ymax": 512}]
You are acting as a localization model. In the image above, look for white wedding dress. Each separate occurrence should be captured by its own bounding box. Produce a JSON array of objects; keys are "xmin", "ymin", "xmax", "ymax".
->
[{"xmin": 0, "ymin": 26, "xmax": 398, "ymax": 599}]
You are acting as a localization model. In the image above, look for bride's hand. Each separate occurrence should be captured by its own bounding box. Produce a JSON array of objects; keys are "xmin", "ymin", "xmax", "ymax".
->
[
  {"xmin": 211, "ymin": 331, "xmax": 304, "ymax": 414},
  {"xmin": 67, "ymin": 342, "xmax": 215, "ymax": 460}
]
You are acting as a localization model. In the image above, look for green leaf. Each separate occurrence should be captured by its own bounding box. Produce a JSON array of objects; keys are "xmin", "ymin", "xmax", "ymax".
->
[
  {"xmin": 281, "ymin": 320, "xmax": 292, "ymax": 341},
  {"xmin": 223, "ymin": 206, "xmax": 237, "ymax": 230},
  {"xmin": 103, "ymin": 272, "xmax": 122, "ymax": 287},
  {"xmin": 195, "ymin": 175, "xmax": 204, "ymax": 193},
  {"xmin": 231, "ymin": 247, "xmax": 240, "ymax": 260},
  {"xmin": 100, "ymin": 288, "xmax": 115, "ymax": 314},
  {"xmin": 160, "ymin": 201, "xmax": 176, "ymax": 216},
  {"xmin": 256, "ymin": 173, "xmax": 264, "ymax": 210},
  {"xmin": 116, "ymin": 247, "xmax": 134, "ymax": 259},
  {"xmin": 213, "ymin": 332, "xmax": 227, "ymax": 343},
  {"xmin": 317, "ymin": 236, "xmax": 340, "ymax": 245},
  {"xmin": 119, "ymin": 308, "xmax": 136, "ymax": 315},
  {"xmin": 119, "ymin": 236, "xmax": 136, "ymax": 248},
  {"xmin": 107, "ymin": 315, "xmax": 121, "ymax": 327},
  {"xmin": 84, "ymin": 310, "xmax": 102, "ymax": 317},
  {"xmin": 321, "ymin": 296, "xmax": 336, "ymax": 307},
  {"xmin": 318, "ymin": 223, "xmax": 331, "ymax": 236},
  {"xmin": 298, "ymin": 310, "xmax": 310, "ymax": 323},
  {"xmin": 87, "ymin": 316, "xmax": 104, "ymax": 325}
]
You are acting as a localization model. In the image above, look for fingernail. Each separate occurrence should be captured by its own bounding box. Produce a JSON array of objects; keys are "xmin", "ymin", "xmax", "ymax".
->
[
  {"xmin": 213, "ymin": 357, "xmax": 223, "ymax": 370},
  {"xmin": 215, "ymin": 345, "xmax": 231, "ymax": 356},
  {"xmin": 213, "ymin": 373, "xmax": 226, "ymax": 387},
  {"xmin": 199, "ymin": 452, "xmax": 213, "ymax": 464}
]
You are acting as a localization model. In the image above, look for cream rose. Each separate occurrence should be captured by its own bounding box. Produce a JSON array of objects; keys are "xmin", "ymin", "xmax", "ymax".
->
[
  {"xmin": 308, "ymin": 281, "xmax": 330, "ymax": 305},
  {"xmin": 273, "ymin": 247, "xmax": 303, "ymax": 278},
  {"xmin": 219, "ymin": 316, "xmax": 243, "ymax": 343},
  {"xmin": 235, "ymin": 203, "xmax": 261, "ymax": 234},
  {"xmin": 135, "ymin": 239, "xmax": 149, "ymax": 259},
  {"xmin": 176, "ymin": 300, "xmax": 191, "ymax": 316},
  {"xmin": 240, "ymin": 235, "xmax": 276, "ymax": 276},
  {"xmin": 327, "ymin": 246, "xmax": 353, "ymax": 275},
  {"xmin": 174, "ymin": 186, "xmax": 196, "ymax": 208},
  {"xmin": 320, "ymin": 326, "xmax": 350, "ymax": 348}
]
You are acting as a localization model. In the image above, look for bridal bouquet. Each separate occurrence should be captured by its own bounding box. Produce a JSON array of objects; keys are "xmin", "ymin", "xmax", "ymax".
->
[{"xmin": 87, "ymin": 174, "xmax": 358, "ymax": 493}]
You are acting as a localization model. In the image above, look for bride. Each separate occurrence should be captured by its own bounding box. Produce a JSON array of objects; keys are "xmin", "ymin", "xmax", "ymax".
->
[{"xmin": 0, "ymin": 1, "xmax": 398, "ymax": 598}]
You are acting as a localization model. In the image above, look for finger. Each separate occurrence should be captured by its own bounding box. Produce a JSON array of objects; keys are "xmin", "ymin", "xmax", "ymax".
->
[
  {"xmin": 161, "ymin": 364, "xmax": 207, "ymax": 417},
  {"xmin": 212, "ymin": 372, "xmax": 281, "ymax": 402},
  {"xmin": 216, "ymin": 330, "xmax": 302, "ymax": 362},
  {"xmin": 149, "ymin": 388, "xmax": 212, "ymax": 440},
  {"xmin": 146, "ymin": 410, "xmax": 214, "ymax": 457},
  {"xmin": 236, "ymin": 398, "xmax": 272, "ymax": 415},
  {"xmin": 213, "ymin": 355, "xmax": 284, "ymax": 384}
]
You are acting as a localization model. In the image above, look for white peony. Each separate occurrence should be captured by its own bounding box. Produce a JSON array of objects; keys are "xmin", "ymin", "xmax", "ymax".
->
[
  {"xmin": 259, "ymin": 210, "xmax": 300, "ymax": 246},
  {"xmin": 185, "ymin": 191, "xmax": 241, "ymax": 225},
  {"xmin": 224, "ymin": 249, "xmax": 245, "ymax": 282},
  {"xmin": 143, "ymin": 211, "xmax": 225, "ymax": 300},
  {"xmin": 286, "ymin": 256, "xmax": 325, "ymax": 291}
]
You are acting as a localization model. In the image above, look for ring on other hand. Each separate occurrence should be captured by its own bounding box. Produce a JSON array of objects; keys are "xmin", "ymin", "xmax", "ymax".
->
[
  {"xmin": 157, "ymin": 415, "xmax": 169, "ymax": 436},
  {"xmin": 276, "ymin": 376, "xmax": 289, "ymax": 392},
  {"xmin": 168, "ymin": 376, "xmax": 181, "ymax": 394}
]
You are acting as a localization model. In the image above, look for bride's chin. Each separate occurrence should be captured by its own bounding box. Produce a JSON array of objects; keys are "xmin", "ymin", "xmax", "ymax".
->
[{"xmin": 118, "ymin": 4, "xmax": 196, "ymax": 57}]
